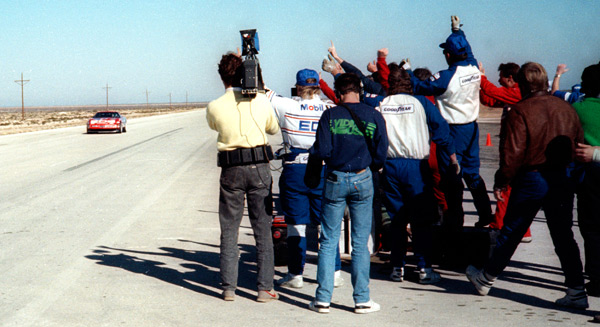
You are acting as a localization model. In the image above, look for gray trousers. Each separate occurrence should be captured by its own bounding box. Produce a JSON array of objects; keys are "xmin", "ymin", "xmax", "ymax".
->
[{"xmin": 219, "ymin": 163, "xmax": 274, "ymax": 291}]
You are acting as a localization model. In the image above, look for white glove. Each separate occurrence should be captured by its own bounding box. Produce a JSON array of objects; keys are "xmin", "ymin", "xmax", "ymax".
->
[
  {"xmin": 322, "ymin": 54, "xmax": 336, "ymax": 73},
  {"xmin": 452, "ymin": 161, "xmax": 461, "ymax": 175},
  {"xmin": 451, "ymin": 16, "xmax": 462, "ymax": 31},
  {"xmin": 401, "ymin": 58, "xmax": 411, "ymax": 71}
]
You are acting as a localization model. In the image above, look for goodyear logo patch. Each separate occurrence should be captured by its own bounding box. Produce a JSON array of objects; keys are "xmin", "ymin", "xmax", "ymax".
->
[
  {"xmin": 381, "ymin": 104, "xmax": 414, "ymax": 114},
  {"xmin": 459, "ymin": 73, "xmax": 481, "ymax": 86}
]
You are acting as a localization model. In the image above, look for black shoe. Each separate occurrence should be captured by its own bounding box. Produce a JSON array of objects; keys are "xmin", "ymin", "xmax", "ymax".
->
[
  {"xmin": 586, "ymin": 281, "xmax": 600, "ymax": 297},
  {"xmin": 474, "ymin": 215, "xmax": 493, "ymax": 228}
]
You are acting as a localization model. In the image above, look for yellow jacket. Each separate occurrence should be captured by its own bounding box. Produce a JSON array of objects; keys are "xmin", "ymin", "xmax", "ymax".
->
[{"xmin": 207, "ymin": 88, "xmax": 279, "ymax": 151}]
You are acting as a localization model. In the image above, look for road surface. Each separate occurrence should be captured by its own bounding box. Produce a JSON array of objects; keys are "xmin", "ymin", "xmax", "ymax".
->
[{"xmin": 0, "ymin": 111, "xmax": 597, "ymax": 326}]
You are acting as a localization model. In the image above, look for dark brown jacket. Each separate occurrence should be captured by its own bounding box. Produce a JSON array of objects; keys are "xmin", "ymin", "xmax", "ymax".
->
[{"xmin": 494, "ymin": 91, "xmax": 584, "ymax": 189}]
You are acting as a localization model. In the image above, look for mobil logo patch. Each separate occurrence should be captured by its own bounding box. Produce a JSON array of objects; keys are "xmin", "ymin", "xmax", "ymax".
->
[{"xmin": 300, "ymin": 104, "xmax": 325, "ymax": 111}]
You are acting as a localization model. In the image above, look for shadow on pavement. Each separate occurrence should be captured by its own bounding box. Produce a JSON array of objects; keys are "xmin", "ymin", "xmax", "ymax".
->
[
  {"xmin": 85, "ymin": 240, "xmax": 269, "ymax": 302},
  {"xmin": 369, "ymin": 253, "xmax": 596, "ymax": 318}
]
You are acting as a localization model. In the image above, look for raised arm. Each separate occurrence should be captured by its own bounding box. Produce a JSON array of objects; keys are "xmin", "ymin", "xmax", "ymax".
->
[
  {"xmin": 319, "ymin": 77, "xmax": 340, "ymax": 104},
  {"xmin": 376, "ymin": 48, "xmax": 390, "ymax": 92},
  {"xmin": 551, "ymin": 64, "xmax": 569, "ymax": 94},
  {"xmin": 450, "ymin": 16, "xmax": 477, "ymax": 66},
  {"xmin": 329, "ymin": 41, "xmax": 386, "ymax": 96}
]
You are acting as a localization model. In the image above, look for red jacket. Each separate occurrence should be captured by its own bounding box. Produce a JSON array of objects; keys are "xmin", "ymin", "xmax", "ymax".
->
[
  {"xmin": 479, "ymin": 75, "xmax": 521, "ymax": 107},
  {"xmin": 376, "ymin": 57, "xmax": 390, "ymax": 92},
  {"xmin": 319, "ymin": 79, "xmax": 339, "ymax": 104}
]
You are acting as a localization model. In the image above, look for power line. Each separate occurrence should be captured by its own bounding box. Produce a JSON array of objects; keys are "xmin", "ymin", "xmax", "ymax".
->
[{"xmin": 14, "ymin": 73, "xmax": 30, "ymax": 120}]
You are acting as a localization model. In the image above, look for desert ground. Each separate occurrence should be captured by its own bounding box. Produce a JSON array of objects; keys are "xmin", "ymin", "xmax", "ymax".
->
[
  {"xmin": 0, "ymin": 103, "xmax": 208, "ymax": 135},
  {"xmin": 0, "ymin": 102, "xmax": 501, "ymax": 136}
]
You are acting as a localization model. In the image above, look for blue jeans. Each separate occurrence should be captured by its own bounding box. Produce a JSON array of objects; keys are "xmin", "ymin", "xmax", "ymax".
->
[
  {"xmin": 485, "ymin": 168, "xmax": 584, "ymax": 288},
  {"xmin": 315, "ymin": 168, "xmax": 374, "ymax": 304}
]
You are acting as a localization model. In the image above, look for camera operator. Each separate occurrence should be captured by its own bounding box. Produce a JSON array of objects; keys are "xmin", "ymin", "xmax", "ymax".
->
[{"xmin": 206, "ymin": 52, "xmax": 280, "ymax": 303}]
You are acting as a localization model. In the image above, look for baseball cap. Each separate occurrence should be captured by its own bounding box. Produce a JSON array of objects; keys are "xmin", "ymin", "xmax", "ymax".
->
[
  {"xmin": 439, "ymin": 33, "xmax": 469, "ymax": 56},
  {"xmin": 296, "ymin": 69, "xmax": 319, "ymax": 86}
]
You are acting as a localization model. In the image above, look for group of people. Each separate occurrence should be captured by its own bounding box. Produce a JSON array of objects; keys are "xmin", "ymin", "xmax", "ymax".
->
[{"xmin": 206, "ymin": 16, "xmax": 599, "ymax": 319}]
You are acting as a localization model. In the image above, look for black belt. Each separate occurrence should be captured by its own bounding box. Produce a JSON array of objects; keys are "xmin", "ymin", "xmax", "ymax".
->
[{"xmin": 217, "ymin": 145, "xmax": 274, "ymax": 167}]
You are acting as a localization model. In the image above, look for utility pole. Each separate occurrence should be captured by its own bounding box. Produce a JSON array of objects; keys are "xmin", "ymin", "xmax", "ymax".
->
[
  {"xmin": 186, "ymin": 91, "xmax": 188, "ymax": 108},
  {"xmin": 169, "ymin": 93, "xmax": 172, "ymax": 110},
  {"xmin": 145, "ymin": 88, "xmax": 150, "ymax": 109},
  {"xmin": 102, "ymin": 83, "xmax": 111, "ymax": 110},
  {"xmin": 14, "ymin": 73, "xmax": 30, "ymax": 120}
]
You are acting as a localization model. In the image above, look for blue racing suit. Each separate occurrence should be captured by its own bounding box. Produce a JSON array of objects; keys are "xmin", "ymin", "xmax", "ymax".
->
[
  {"xmin": 267, "ymin": 90, "xmax": 341, "ymax": 275},
  {"xmin": 377, "ymin": 93, "xmax": 455, "ymax": 269},
  {"xmin": 409, "ymin": 29, "xmax": 493, "ymax": 228},
  {"xmin": 553, "ymin": 84, "xmax": 585, "ymax": 104}
]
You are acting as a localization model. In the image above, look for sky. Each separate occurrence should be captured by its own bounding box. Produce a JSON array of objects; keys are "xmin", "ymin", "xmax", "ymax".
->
[{"xmin": 0, "ymin": 0, "xmax": 599, "ymax": 107}]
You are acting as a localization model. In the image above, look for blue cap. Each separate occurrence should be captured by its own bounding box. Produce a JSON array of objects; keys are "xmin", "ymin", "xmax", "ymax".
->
[
  {"xmin": 296, "ymin": 69, "xmax": 319, "ymax": 86},
  {"xmin": 439, "ymin": 33, "xmax": 468, "ymax": 56}
]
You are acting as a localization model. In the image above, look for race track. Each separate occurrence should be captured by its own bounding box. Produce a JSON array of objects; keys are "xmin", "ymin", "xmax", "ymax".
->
[
  {"xmin": 0, "ymin": 111, "xmax": 596, "ymax": 326},
  {"xmin": 0, "ymin": 110, "xmax": 234, "ymax": 326}
]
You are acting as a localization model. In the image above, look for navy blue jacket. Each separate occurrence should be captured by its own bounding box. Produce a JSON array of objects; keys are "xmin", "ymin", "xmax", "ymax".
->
[
  {"xmin": 339, "ymin": 61, "xmax": 387, "ymax": 97},
  {"xmin": 310, "ymin": 102, "xmax": 388, "ymax": 174}
]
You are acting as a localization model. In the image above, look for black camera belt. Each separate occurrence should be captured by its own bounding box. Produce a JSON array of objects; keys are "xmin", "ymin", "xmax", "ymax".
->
[{"xmin": 217, "ymin": 145, "xmax": 273, "ymax": 167}]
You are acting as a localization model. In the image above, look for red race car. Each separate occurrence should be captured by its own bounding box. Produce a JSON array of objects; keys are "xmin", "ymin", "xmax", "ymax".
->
[{"xmin": 87, "ymin": 111, "xmax": 127, "ymax": 134}]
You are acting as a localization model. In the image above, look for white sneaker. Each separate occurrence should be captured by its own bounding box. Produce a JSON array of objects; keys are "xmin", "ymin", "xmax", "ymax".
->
[
  {"xmin": 555, "ymin": 287, "xmax": 589, "ymax": 309},
  {"xmin": 276, "ymin": 273, "xmax": 303, "ymax": 288},
  {"xmin": 466, "ymin": 265, "xmax": 494, "ymax": 296},
  {"xmin": 334, "ymin": 270, "xmax": 344, "ymax": 287},
  {"xmin": 390, "ymin": 267, "xmax": 404, "ymax": 282},
  {"xmin": 355, "ymin": 299, "xmax": 381, "ymax": 314},
  {"xmin": 309, "ymin": 300, "xmax": 330, "ymax": 314},
  {"xmin": 419, "ymin": 268, "xmax": 441, "ymax": 284}
]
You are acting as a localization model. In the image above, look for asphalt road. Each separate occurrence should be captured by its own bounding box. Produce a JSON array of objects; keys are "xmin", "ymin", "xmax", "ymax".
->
[{"xmin": 0, "ymin": 111, "xmax": 597, "ymax": 326}]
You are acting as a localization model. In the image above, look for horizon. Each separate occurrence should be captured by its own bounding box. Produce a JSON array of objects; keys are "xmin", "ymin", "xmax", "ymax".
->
[{"xmin": 1, "ymin": 1, "xmax": 598, "ymax": 107}]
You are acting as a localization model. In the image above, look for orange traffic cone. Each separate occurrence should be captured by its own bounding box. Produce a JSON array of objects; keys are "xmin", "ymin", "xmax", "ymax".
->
[{"xmin": 485, "ymin": 133, "xmax": 493, "ymax": 146}]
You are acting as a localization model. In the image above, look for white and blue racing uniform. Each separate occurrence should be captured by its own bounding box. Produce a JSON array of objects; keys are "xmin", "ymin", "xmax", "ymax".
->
[
  {"xmin": 409, "ymin": 29, "xmax": 493, "ymax": 229},
  {"xmin": 377, "ymin": 94, "xmax": 454, "ymax": 270},
  {"xmin": 266, "ymin": 90, "xmax": 341, "ymax": 276}
]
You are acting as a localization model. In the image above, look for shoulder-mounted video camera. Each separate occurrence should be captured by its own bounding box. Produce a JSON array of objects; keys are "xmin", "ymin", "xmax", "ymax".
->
[{"xmin": 240, "ymin": 29, "xmax": 264, "ymax": 97}]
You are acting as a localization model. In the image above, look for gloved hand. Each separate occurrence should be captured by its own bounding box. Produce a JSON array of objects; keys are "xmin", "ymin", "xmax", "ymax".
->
[
  {"xmin": 451, "ymin": 16, "xmax": 462, "ymax": 31},
  {"xmin": 401, "ymin": 58, "xmax": 411, "ymax": 71},
  {"xmin": 322, "ymin": 54, "xmax": 336, "ymax": 73},
  {"xmin": 367, "ymin": 60, "xmax": 377, "ymax": 73},
  {"xmin": 452, "ymin": 160, "xmax": 461, "ymax": 175},
  {"xmin": 450, "ymin": 153, "xmax": 460, "ymax": 175}
]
